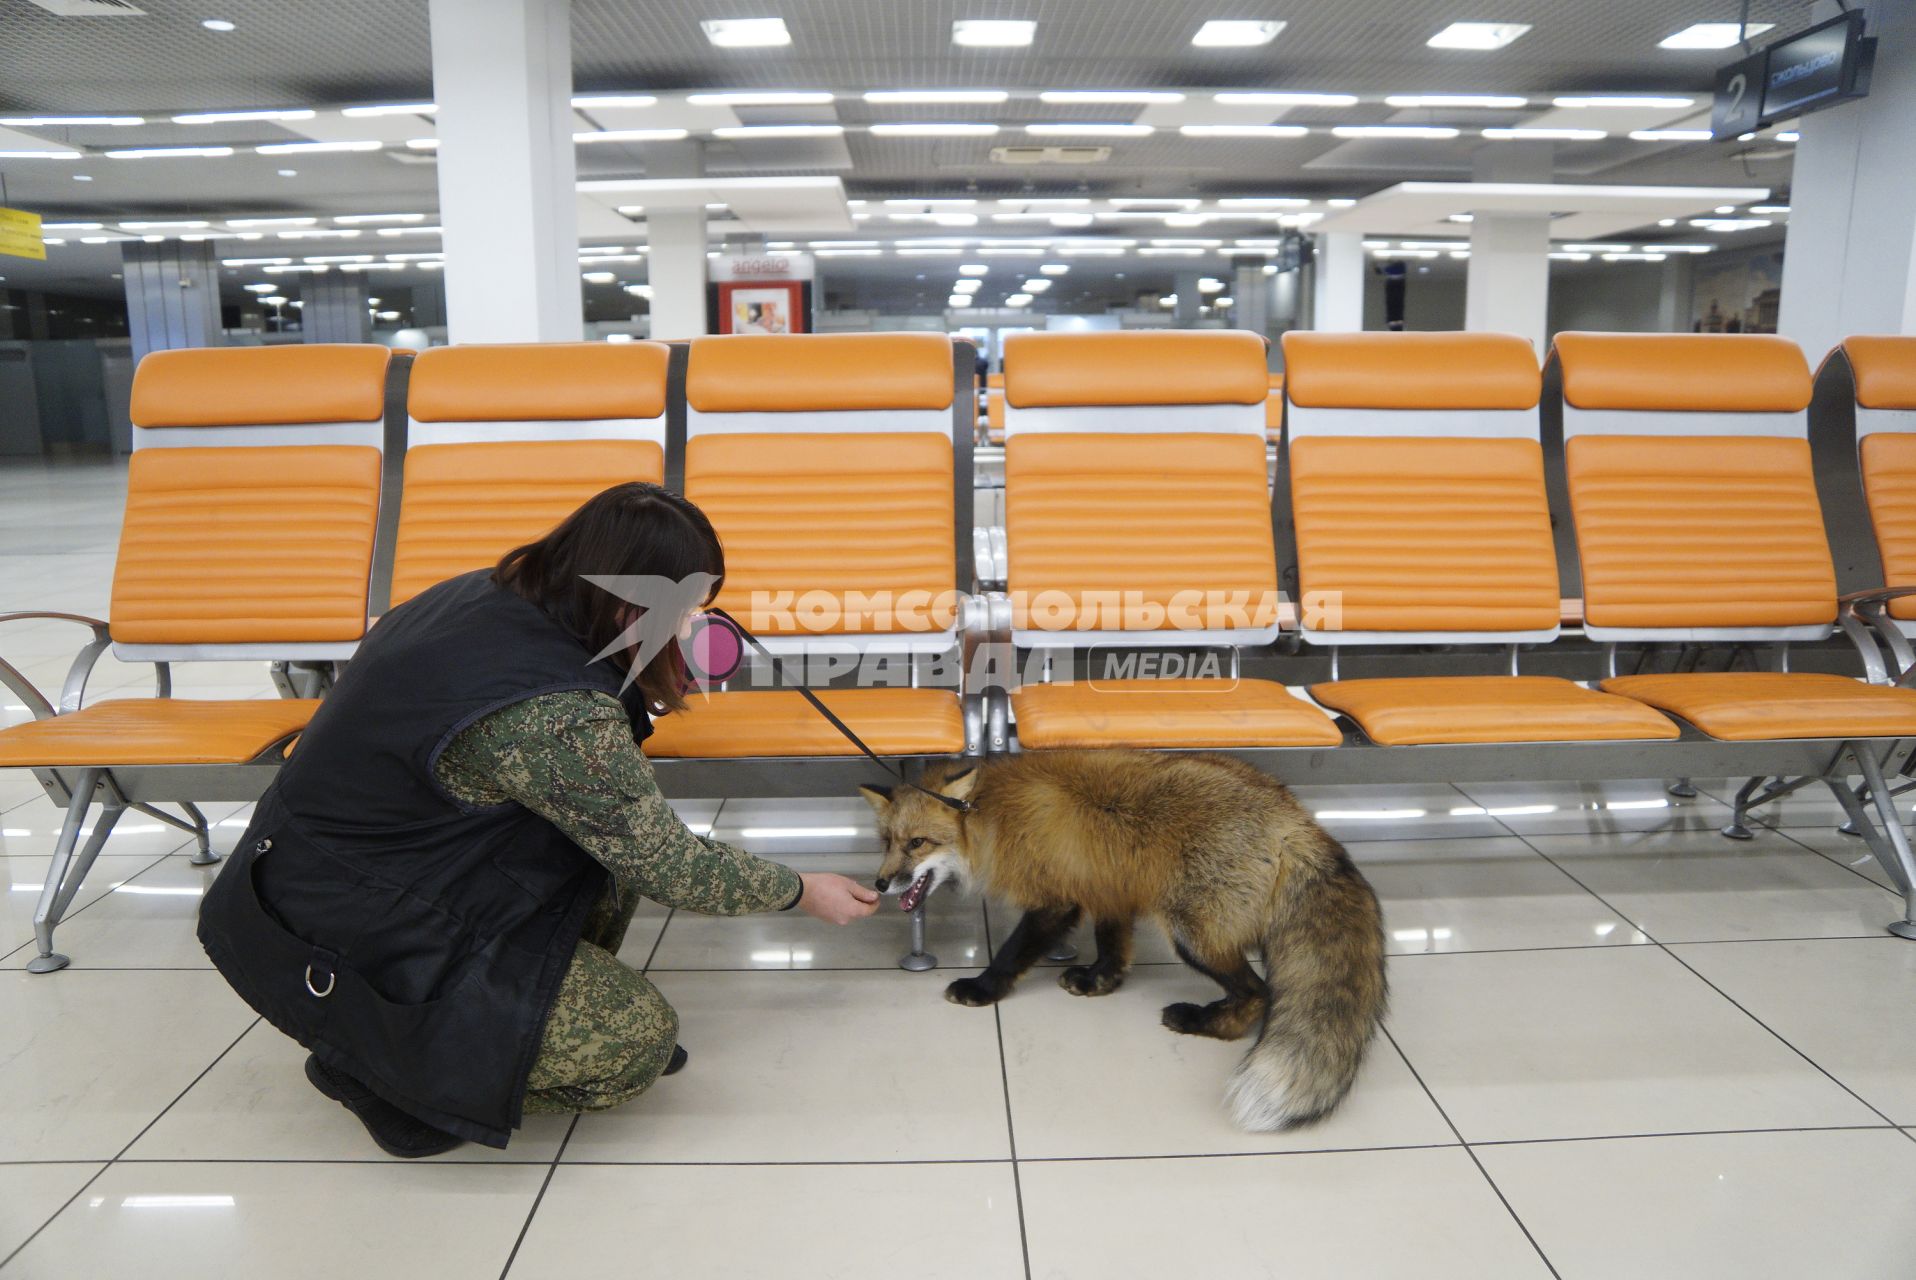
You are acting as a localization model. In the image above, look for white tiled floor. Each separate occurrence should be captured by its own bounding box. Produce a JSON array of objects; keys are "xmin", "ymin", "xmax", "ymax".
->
[{"xmin": 4, "ymin": 458, "xmax": 1916, "ymax": 1277}]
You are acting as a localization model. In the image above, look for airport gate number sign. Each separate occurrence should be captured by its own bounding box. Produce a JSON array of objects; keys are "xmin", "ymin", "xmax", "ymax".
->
[
  {"xmin": 1712, "ymin": 53, "xmax": 1766, "ymax": 139},
  {"xmin": 0, "ymin": 207, "xmax": 46, "ymax": 261}
]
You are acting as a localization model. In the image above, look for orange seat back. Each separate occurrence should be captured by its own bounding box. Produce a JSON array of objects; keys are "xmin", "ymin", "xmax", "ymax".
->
[
  {"xmin": 1839, "ymin": 337, "xmax": 1916, "ymax": 620},
  {"xmin": 1281, "ymin": 332, "xmax": 1556, "ymax": 640},
  {"xmin": 684, "ymin": 333, "xmax": 962, "ymax": 639},
  {"xmin": 112, "ymin": 345, "xmax": 390, "ymax": 655},
  {"xmin": 1002, "ymin": 330, "xmax": 1277, "ymax": 638},
  {"xmin": 391, "ymin": 342, "xmax": 670, "ymax": 605},
  {"xmin": 1553, "ymin": 332, "xmax": 1831, "ymax": 639}
]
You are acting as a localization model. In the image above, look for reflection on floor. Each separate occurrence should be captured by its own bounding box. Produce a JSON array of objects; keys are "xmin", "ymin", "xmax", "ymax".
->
[{"xmin": 4, "ymin": 458, "xmax": 1915, "ymax": 1278}]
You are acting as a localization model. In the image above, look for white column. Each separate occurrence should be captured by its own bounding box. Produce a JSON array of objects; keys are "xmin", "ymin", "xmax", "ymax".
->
[
  {"xmin": 428, "ymin": 0, "xmax": 581, "ymax": 343},
  {"xmin": 642, "ymin": 139, "xmax": 709, "ymax": 340},
  {"xmin": 1312, "ymin": 233, "xmax": 1365, "ymax": 332},
  {"xmin": 1778, "ymin": 0, "xmax": 1916, "ymax": 358},
  {"xmin": 1465, "ymin": 214, "xmax": 1551, "ymax": 354}
]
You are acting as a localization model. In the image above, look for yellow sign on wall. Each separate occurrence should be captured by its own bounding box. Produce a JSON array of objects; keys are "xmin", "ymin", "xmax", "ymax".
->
[{"xmin": 0, "ymin": 207, "xmax": 46, "ymax": 261}]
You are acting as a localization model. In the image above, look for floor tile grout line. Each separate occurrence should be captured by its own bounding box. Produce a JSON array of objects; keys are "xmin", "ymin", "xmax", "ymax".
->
[
  {"xmin": 1466, "ymin": 1123, "xmax": 1905, "ymax": 1149},
  {"xmin": 1489, "ymin": 814, "xmax": 1908, "ymax": 1130},
  {"xmin": 0, "ymin": 1013, "xmax": 262, "ymax": 1274},
  {"xmin": 1765, "ymin": 822, "xmax": 1909, "ymax": 895},
  {"xmin": 1377, "ymin": 1023, "xmax": 1561, "ymax": 1280},
  {"xmin": 640, "ymin": 909, "xmax": 674, "ymax": 973},
  {"xmin": 497, "ymin": 1112, "xmax": 581, "ymax": 1280},
  {"xmin": 982, "ymin": 901, "xmax": 1035, "ymax": 1280}
]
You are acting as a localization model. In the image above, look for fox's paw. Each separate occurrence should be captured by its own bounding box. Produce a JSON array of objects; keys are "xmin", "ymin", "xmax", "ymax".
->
[
  {"xmin": 1059, "ymin": 965, "xmax": 1124, "ymax": 997},
  {"xmin": 1161, "ymin": 1001, "xmax": 1209, "ymax": 1034},
  {"xmin": 944, "ymin": 977, "xmax": 1002, "ymax": 1007}
]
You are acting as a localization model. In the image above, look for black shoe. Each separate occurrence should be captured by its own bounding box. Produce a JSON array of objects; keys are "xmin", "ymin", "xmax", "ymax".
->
[
  {"xmin": 663, "ymin": 1044, "xmax": 689, "ymax": 1076},
  {"xmin": 304, "ymin": 1054, "xmax": 465, "ymax": 1159}
]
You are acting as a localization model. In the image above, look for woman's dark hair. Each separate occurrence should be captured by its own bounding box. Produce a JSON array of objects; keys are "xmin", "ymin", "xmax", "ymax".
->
[{"xmin": 494, "ymin": 483, "xmax": 725, "ymax": 715}]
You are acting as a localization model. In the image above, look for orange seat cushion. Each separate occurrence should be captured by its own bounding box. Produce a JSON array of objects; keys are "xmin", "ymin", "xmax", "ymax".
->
[
  {"xmin": 111, "ymin": 445, "xmax": 382, "ymax": 646},
  {"xmin": 1861, "ymin": 433, "xmax": 1916, "ymax": 621},
  {"xmin": 389, "ymin": 439, "xmax": 666, "ymax": 605},
  {"xmin": 1292, "ymin": 436, "xmax": 1561, "ymax": 634},
  {"xmin": 1601, "ymin": 673, "xmax": 1916, "ymax": 740},
  {"xmin": 1566, "ymin": 435, "xmax": 1836, "ymax": 631},
  {"xmin": 645, "ymin": 688, "xmax": 966, "ymax": 758},
  {"xmin": 1012, "ymin": 679, "xmax": 1341, "ymax": 749},
  {"xmin": 0, "ymin": 698, "xmax": 320, "ymax": 767},
  {"xmin": 1309, "ymin": 676, "xmax": 1679, "ymax": 746},
  {"xmin": 1006, "ymin": 433, "xmax": 1278, "ymax": 633}
]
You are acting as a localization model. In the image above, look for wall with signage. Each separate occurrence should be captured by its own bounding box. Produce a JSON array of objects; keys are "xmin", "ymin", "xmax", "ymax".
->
[{"xmin": 709, "ymin": 253, "xmax": 814, "ymax": 335}]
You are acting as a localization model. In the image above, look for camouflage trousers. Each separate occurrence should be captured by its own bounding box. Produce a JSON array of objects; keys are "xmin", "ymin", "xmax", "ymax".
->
[{"xmin": 522, "ymin": 887, "xmax": 678, "ymax": 1114}]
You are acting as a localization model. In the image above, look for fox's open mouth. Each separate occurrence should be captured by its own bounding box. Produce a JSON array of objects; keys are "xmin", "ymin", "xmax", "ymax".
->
[{"xmin": 898, "ymin": 869, "xmax": 933, "ymax": 913}]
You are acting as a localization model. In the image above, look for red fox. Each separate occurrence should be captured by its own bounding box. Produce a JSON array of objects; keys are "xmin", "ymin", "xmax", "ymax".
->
[{"xmin": 861, "ymin": 750, "xmax": 1387, "ymax": 1130}]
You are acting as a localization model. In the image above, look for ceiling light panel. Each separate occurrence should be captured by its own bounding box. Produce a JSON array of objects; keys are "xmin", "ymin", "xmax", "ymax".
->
[
  {"xmin": 952, "ymin": 19, "xmax": 1035, "ymax": 47},
  {"xmin": 1427, "ymin": 22, "xmax": 1531, "ymax": 50},
  {"xmin": 1191, "ymin": 20, "xmax": 1284, "ymax": 47},
  {"xmin": 701, "ymin": 18, "xmax": 791, "ymax": 47},
  {"xmin": 863, "ymin": 89, "xmax": 1009, "ymax": 104}
]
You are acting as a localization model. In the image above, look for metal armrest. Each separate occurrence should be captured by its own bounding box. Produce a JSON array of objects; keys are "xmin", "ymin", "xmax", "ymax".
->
[
  {"xmin": 0, "ymin": 611, "xmax": 115, "ymax": 719},
  {"xmin": 1838, "ymin": 587, "xmax": 1916, "ymax": 607},
  {"xmin": 1839, "ymin": 590, "xmax": 1916, "ymax": 683}
]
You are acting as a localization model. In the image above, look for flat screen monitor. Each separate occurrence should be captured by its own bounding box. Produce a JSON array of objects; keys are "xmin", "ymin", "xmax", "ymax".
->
[{"xmin": 1761, "ymin": 12, "xmax": 1868, "ymax": 119}]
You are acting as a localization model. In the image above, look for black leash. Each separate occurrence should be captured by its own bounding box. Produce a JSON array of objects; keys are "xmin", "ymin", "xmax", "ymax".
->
[{"xmin": 704, "ymin": 607, "xmax": 976, "ymax": 814}]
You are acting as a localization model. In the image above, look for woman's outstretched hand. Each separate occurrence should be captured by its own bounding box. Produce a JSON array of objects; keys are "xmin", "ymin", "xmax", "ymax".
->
[{"xmin": 796, "ymin": 873, "xmax": 881, "ymax": 925}]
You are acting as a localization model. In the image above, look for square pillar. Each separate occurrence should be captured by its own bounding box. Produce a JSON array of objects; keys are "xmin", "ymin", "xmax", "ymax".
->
[{"xmin": 121, "ymin": 240, "xmax": 222, "ymax": 362}]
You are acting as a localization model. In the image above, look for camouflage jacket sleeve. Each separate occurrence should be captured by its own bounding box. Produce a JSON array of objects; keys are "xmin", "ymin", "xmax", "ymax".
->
[{"xmin": 434, "ymin": 689, "xmax": 804, "ymax": 917}]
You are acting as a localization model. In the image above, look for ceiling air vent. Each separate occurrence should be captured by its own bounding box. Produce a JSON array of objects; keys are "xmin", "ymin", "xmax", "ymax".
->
[
  {"xmin": 28, "ymin": 0, "xmax": 147, "ymax": 13},
  {"xmin": 990, "ymin": 145, "xmax": 1112, "ymax": 166},
  {"xmin": 27, "ymin": 0, "xmax": 146, "ymax": 14}
]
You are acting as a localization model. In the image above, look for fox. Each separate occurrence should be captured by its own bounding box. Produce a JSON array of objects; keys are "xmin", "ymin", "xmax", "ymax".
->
[{"xmin": 860, "ymin": 749, "xmax": 1387, "ymax": 1131}]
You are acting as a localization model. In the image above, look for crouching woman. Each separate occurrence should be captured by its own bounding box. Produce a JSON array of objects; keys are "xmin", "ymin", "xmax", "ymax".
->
[{"xmin": 198, "ymin": 483, "xmax": 877, "ymax": 1157}]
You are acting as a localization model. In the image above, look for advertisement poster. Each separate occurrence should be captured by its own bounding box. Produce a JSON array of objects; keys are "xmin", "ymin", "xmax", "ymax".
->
[
  {"xmin": 716, "ymin": 280, "xmax": 806, "ymax": 335},
  {"xmin": 1691, "ymin": 248, "xmax": 1783, "ymax": 334}
]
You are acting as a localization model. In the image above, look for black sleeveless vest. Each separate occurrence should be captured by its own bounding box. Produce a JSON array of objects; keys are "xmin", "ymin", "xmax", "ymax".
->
[{"xmin": 198, "ymin": 570, "xmax": 651, "ymax": 1148}]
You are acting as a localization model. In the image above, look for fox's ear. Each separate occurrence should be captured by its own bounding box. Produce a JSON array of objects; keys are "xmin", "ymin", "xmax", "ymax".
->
[
  {"xmin": 940, "ymin": 766, "xmax": 979, "ymax": 803},
  {"xmin": 857, "ymin": 784, "xmax": 894, "ymax": 813}
]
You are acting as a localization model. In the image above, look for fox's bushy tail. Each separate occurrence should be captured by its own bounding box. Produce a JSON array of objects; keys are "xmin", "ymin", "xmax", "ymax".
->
[{"xmin": 1224, "ymin": 848, "xmax": 1387, "ymax": 1130}]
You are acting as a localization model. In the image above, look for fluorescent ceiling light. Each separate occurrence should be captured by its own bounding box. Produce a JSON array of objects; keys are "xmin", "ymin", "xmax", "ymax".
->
[
  {"xmin": 343, "ymin": 102, "xmax": 438, "ymax": 116},
  {"xmin": 1214, "ymin": 91, "xmax": 1356, "ymax": 107},
  {"xmin": 1039, "ymin": 263, "xmax": 1069, "ymax": 274},
  {"xmin": 898, "ymin": 247, "xmax": 962, "ymax": 255},
  {"xmin": 1217, "ymin": 196, "xmax": 1309, "ymax": 208},
  {"xmin": 340, "ymin": 262, "xmax": 405, "ymax": 271},
  {"xmin": 1548, "ymin": 251, "xmax": 1592, "ymax": 261},
  {"xmin": 375, "ymin": 226, "xmax": 442, "ymax": 236},
  {"xmin": 958, "ymin": 263, "xmax": 988, "ymax": 275},
  {"xmin": 1776, "ymin": 131, "xmax": 1799, "ymax": 142},
  {"xmin": 384, "ymin": 251, "xmax": 445, "ymax": 261},
  {"xmin": 712, "ymin": 125, "xmax": 844, "ymax": 138},
  {"xmin": 174, "ymin": 108, "xmax": 315, "ymax": 124},
  {"xmin": 869, "ymin": 123, "xmax": 1000, "ymax": 136},
  {"xmin": 701, "ymin": 17, "xmax": 792, "ymax": 47},
  {"xmin": 884, "ymin": 198, "xmax": 977, "ymax": 207},
  {"xmin": 106, "ymin": 146, "xmax": 234, "ymax": 159},
  {"xmin": 302, "ymin": 254, "xmax": 374, "ymax": 264},
  {"xmin": 1039, "ymin": 90, "xmax": 1183, "ymax": 104},
  {"xmin": 1332, "ymin": 125, "xmax": 1460, "ymax": 139},
  {"xmin": 1191, "ymin": 19, "xmax": 1284, "ymax": 47},
  {"xmin": 948, "ymin": 295, "xmax": 974, "ymax": 307},
  {"xmin": 1749, "ymin": 205, "xmax": 1789, "ymax": 214},
  {"xmin": 0, "ymin": 150, "xmax": 80, "ymax": 159},
  {"xmin": 864, "ymin": 89, "xmax": 1009, "ymax": 104},
  {"xmin": 120, "ymin": 219, "xmax": 209, "ymax": 230},
  {"xmin": 1058, "ymin": 244, "xmax": 1123, "ymax": 255},
  {"xmin": 953, "ymin": 278, "xmax": 983, "ymax": 291},
  {"xmin": 572, "ymin": 94, "xmax": 659, "ymax": 109},
  {"xmin": 334, "ymin": 213, "xmax": 426, "ymax": 224},
  {"xmin": 997, "ymin": 197, "xmax": 1088, "ymax": 206},
  {"xmin": 278, "ymin": 229, "xmax": 364, "ymax": 239},
  {"xmin": 41, "ymin": 221, "xmax": 103, "ymax": 230},
  {"xmin": 1385, "ymin": 94, "xmax": 1525, "ymax": 108},
  {"xmin": 952, "ymin": 19, "xmax": 1036, "ymax": 47},
  {"xmin": 221, "ymin": 256, "xmax": 293, "ymax": 266},
  {"xmin": 1552, "ymin": 95, "xmax": 1695, "ymax": 109},
  {"xmin": 813, "ymin": 248, "xmax": 881, "ymax": 256},
  {"xmin": 1427, "ymin": 21, "xmax": 1531, "ymax": 50},
  {"xmin": 1180, "ymin": 124, "xmax": 1308, "ymax": 138},
  {"xmin": 405, "ymin": 138, "xmax": 439, "ymax": 150},
  {"xmin": 255, "ymin": 140, "xmax": 382, "ymax": 154},
  {"xmin": 1659, "ymin": 22, "xmax": 1773, "ymax": 50},
  {"xmin": 1602, "ymin": 252, "xmax": 1668, "ymax": 262},
  {"xmin": 1049, "ymin": 213, "xmax": 1093, "ymax": 227},
  {"xmin": 1024, "ymin": 123, "xmax": 1151, "ymax": 137},
  {"xmin": 1689, "ymin": 218, "xmax": 1771, "ymax": 231},
  {"xmin": 582, "ymin": 270, "xmax": 617, "ymax": 283},
  {"xmin": 575, "ymin": 128, "xmax": 691, "ymax": 143},
  {"xmin": 1005, "ymin": 292, "xmax": 1034, "ymax": 305},
  {"xmin": 1021, "ymin": 279, "xmax": 1052, "ymax": 291},
  {"xmin": 243, "ymin": 282, "xmax": 277, "ymax": 292},
  {"xmin": 226, "ymin": 216, "xmax": 316, "ymax": 227},
  {"xmin": 1151, "ymin": 237, "xmax": 1220, "ymax": 247},
  {"xmin": 808, "ymin": 240, "xmax": 879, "ymax": 248},
  {"xmin": 1558, "ymin": 243, "xmax": 1624, "ymax": 252},
  {"xmin": 1371, "ymin": 248, "xmax": 1439, "ymax": 259},
  {"xmin": 1646, "ymin": 244, "xmax": 1714, "ymax": 252},
  {"xmin": 201, "ymin": 18, "xmax": 235, "ymax": 31},
  {"xmin": 687, "ymin": 91, "xmax": 833, "ymax": 106},
  {"xmin": 1482, "ymin": 127, "xmax": 1607, "ymax": 140},
  {"xmin": 1139, "ymin": 246, "xmax": 1204, "ymax": 256},
  {"xmin": 1628, "ymin": 129, "xmax": 1713, "ymax": 141},
  {"xmin": 0, "ymin": 114, "xmax": 143, "ymax": 126}
]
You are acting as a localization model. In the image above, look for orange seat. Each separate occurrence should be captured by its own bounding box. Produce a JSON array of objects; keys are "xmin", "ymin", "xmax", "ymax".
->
[
  {"xmin": 1310, "ymin": 676, "xmax": 1679, "ymax": 746},
  {"xmin": 0, "ymin": 698, "xmax": 320, "ymax": 767},
  {"xmin": 1600, "ymin": 673, "xmax": 1916, "ymax": 741},
  {"xmin": 1839, "ymin": 337, "xmax": 1916, "ymax": 622},
  {"xmin": 645, "ymin": 688, "xmax": 966, "ymax": 758},
  {"xmin": 1011, "ymin": 679, "xmax": 1341, "ymax": 749}
]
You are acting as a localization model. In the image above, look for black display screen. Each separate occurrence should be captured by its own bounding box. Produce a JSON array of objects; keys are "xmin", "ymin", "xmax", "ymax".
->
[{"xmin": 1761, "ymin": 13, "xmax": 1861, "ymax": 118}]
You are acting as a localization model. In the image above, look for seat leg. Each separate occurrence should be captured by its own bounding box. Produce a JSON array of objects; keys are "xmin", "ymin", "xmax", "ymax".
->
[
  {"xmin": 27, "ymin": 769, "xmax": 116, "ymax": 975},
  {"xmin": 1045, "ymin": 937, "xmax": 1080, "ymax": 962},
  {"xmin": 1666, "ymin": 777, "xmax": 1699, "ymax": 798},
  {"xmin": 1722, "ymin": 776, "xmax": 1768, "ymax": 840},
  {"xmin": 899, "ymin": 899, "xmax": 937, "ymax": 971},
  {"xmin": 1824, "ymin": 744, "xmax": 1916, "ymax": 940},
  {"xmin": 128, "ymin": 800, "xmax": 220, "ymax": 865}
]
